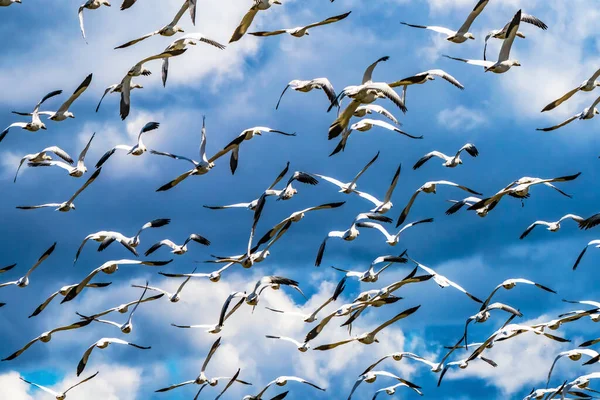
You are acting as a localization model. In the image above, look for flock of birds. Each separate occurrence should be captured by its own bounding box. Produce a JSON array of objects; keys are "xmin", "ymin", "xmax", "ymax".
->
[{"xmin": 2, "ymin": 0, "xmax": 600, "ymax": 399}]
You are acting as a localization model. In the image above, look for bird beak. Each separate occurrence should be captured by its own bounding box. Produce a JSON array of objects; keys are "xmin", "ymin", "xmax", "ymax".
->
[
  {"xmin": 374, "ymin": 339, "xmax": 380, "ymax": 343},
  {"xmin": 469, "ymin": 36, "xmax": 475, "ymax": 40},
  {"xmin": 41, "ymin": 126, "xmax": 47, "ymax": 130},
  {"xmin": 305, "ymin": 32, "xmax": 310, "ymax": 35},
  {"xmin": 274, "ymin": 0, "xmax": 282, "ymax": 4}
]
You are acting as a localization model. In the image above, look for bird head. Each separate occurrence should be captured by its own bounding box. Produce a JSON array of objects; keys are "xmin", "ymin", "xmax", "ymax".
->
[
  {"xmin": 176, "ymin": 26, "xmax": 185, "ymax": 33},
  {"xmin": 41, "ymin": 123, "xmax": 47, "ymax": 130},
  {"xmin": 66, "ymin": 112, "xmax": 75, "ymax": 119},
  {"xmin": 594, "ymin": 108, "xmax": 600, "ymax": 115},
  {"xmin": 103, "ymin": 0, "xmax": 111, "ymax": 5},
  {"xmin": 132, "ymin": 83, "xmax": 144, "ymax": 89},
  {"xmin": 512, "ymin": 60, "xmax": 521, "ymax": 67},
  {"xmin": 273, "ymin": 0, "xmax": 282, "ymax": 4},
  {"xmin": 466, "ymin": 33, "xmax": 475, "ymax": 40}
]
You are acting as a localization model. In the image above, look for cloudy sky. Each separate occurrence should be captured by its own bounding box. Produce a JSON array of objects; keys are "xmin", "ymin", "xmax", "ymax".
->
[{"xmin": 1, "ymin": 0, "xmax": 600, "ymax": 399}]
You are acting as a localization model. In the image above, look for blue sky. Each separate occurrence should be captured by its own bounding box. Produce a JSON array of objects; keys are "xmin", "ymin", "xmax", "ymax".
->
[{"xmin": 1, "ymin": 0, "xmax": 600, "ymax": 399}]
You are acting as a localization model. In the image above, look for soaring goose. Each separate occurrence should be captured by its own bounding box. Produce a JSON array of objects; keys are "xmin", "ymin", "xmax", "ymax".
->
[
  {"xmin": 276, "ymin": 78, "xmax": 337, "ymax": 110},
  {"xmin": 171, "ymin": 291, "xmax": 246, "ymax": 334},
  {"xmin": 437, "ymin": 356, "xmax": 497, "ymax": 386},
  {"xmin": 160, "ymin": 263, "xmax": 233, "ymax": 283},
  {"xmin": 265, "ymin": 335, "xmax": 310, "ymax": 352},
  {"xmin": 16, "ymin": 168, "xmax": 102, "ymax": 212},
  {"xmin": 480, "ymin": 278, "xmax": 555, "ymax": 310},
  {"xmin": 542, "ymin": 67, "xmax": 600, "ymax": 112},
  {"xmin": 119, "ymin": 49, "xmax": 187, "ymax": 120},
  {"xmin": 353, "ymin": 105, "xmax": 399, "ymax": 124},
  {"xmin": 312, "ymin": 152, "xmax": 379, "ymax": 195},
  {"xmin": 519, "ymin": 214, "xmax": 583, "ymax": 239},
  {"xmin": 0, "ymin": 0, "xmax": 21, "ymax": 6},
  {"xmin": 229, "ymin": 0, "xmax": 282, "ymax": 43},
  {"xmin": 2, "ymin": 319, "xmax": 92, "ymax": 361},
  {"xmin": 445, "ymin": 197, "xmax": 488, "ymax": 217},
  {"xmin": 372, "ymin": 382, "xmax": 426, "ymax": 399},
  {"xmin": 78, "ymin": 0, "xmax": 111, "ymax": 42},
  {"xmin": 82, "ymin": 293, "xmax": 164, "ymax": 320},
  {"xmin": 332, "ymin": 254, "xmax": 407, "ymax": 283},
  {"xmin": 96, "ymin": 82, "xmax": 143, "ymax": 112},
  {"xmin": 96, "ymin": 121, "xmax": 160, "ymax": 167},
  {"xmin": 0, "ymin": 243, "xmax": 56, "ymax": 289},
  {"xmin": 77, "ymin": 338, "xmax": 150, "ymax": 376},
  {"xmin": 28, "ymin": 133, "xmax": 95, "ymax": 178},
  {"xmin": 389, "ymin": 69, "xmax": 464, "ymax": 90},
  {"xmin": 546, "ymin": 349, "xmax": 600, "ymax": 388},
  {"xmin": 249, "ymin": 11, "xmax": 351, "ymax": 38},
  {"xmin": 14, "ymin": 146, "xmax": 74, "ymax": 183},
  {"xmin": 357, "ymin": 218, "xmax": 433, "ymax": 246},
  {"xmin": 243, "ymin": 376, "xmax": 325, "ymax": 400},
  {"xmin": 443, "ymin": 10, "xmax": 523, "ymax": 73},
  {"xmin": 315, "ymin": 212, "xmax": 393, "ymax": 266},
  {"xmin": 396, "ymin": 180, "xmax": 481, "ymax": 226},
  {"xmin": 348, "ymin": 370, "xmax": 421, "ymax": 400},
  {"xmin": 145, "ymin": 234, "xmax": 210, "ymax": 256},
  {"xmin": 463, "ymin": 302, "xmax": 523, "ymax": 348},
  {"xmin": 62, "ymin": 259, "xmax": 172, "ymax": 303},
  {"xmin": 30, "ymin": 281, "xmax": 112, "ymax": 318},
  {"xmin": 537, "ymin": 95, "xmax": 600, "ymax": 131},
  {"xmin": 20, "ymin": 371, "xmax": 99, "ymax": 399},
  {"xmin": 483, "ymin": 13, "xmax": 547, "ymax": 61},
  {"xmin": 0, "ymin": 90, "xmax": 62, "ymax": 143},
  {"xmin": 245, "ymin": 275, "xmax": 305, "ymax": 307},
  {"xmin": 361, "ymin": 352, "xmax": 441, "ymax": 376},
  {"xmin": 400, "ymin": 0, "xmax": 488, "ymax": 43},
  {"xmin": 413, "ymin": 143, "xmax": 479, "ymax": 170},
  {"xmin": 12, "ymin": 74, "xmax": 92, "ymax": 121},
  {"xmin": 352, "ymin": 164, "xmax": 402, "ymax": 214}
]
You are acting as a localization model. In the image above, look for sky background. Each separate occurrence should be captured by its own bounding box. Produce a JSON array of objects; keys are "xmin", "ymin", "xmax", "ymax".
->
[{"xmin": 1, "ymin": 0, "xmax": 600, "ymax": 399}]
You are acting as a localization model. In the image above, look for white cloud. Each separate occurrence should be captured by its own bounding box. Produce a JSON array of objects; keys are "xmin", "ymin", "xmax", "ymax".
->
[{"xmin": 437, "ymin": 105, "xmax": 487, "ymax": 131}]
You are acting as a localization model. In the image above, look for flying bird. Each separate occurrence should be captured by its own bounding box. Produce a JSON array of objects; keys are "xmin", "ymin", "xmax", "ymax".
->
[
  {"xmin": 413, "ymin": 143, "xmax": 479, "ymax": 170},
  {"xmin": 0, "ymin": 243, "xmax": 56, "ymax": 289},
  {"xmin": 30, "ymin": 281, "xmax": 112, "ymax": 318},
  {"xmin": 348, "ymin": 370, "xmax": 421, "ymax": 400},
  {"xmin": 13, "ymin": 146, "xmax": 74, "ymax": 183},
  {"xmin": 357, "ymin": 218, "xmax": 433, "ymax": 246},
  {"xmin": 542, "ymin": 67, "xmax": 600, "ymax": 112},
  {"xmin": 77, "ymin": 337, "xmax": 151, "ymax": 376},
  {"xmin": 96, "ymin": 122, "xmax": 160, "ymax": 167},
  {"xmin": 483, "ymin": 13, "xmax": 547, "ymax": 61},
  {"xmin": 249, "ymin": 11, "xmax": 351, "ymax": 38},
  {"xmin": 243, "ymin": 376, "xmax": 325, "ymax": 400},
  {"xmin": 276, "ymin": 78, "xmax": 337, "ymax": 110},
  {"xmin": 519, "ymin": 214, "xmax": 583, "ymax": 239},
  {"xmin": 353, "ymin": 105, "xmax": 399, "ymax": 125},
  {"xmin": 20, "ymin": 371, "xmax": 99, "ymax": 399},
  {"xmin": 133, "ymin": 274, "xmax": 194, "ymax": 303},
  {"xmin": 145, "ymin": 234, "xmax": 210, "ymax": 256},
  {"xmin": 28, "ymin": 133, "xmax": 95, "ymax": 178},
  {"xmin": 229, "ymin": 0, "xmax": 282, "ymax": 43},
  {"xmin": 96, "ymin": 82, "xmax": 143, "ymax": 112},
  {"xmin": 537, "ymin": 95, "xmax": 600, "ymax": 131},
  {"xmin": 78, "ymin": 0, "xmax": 111, "ymax": 42},
  {"xmin": 573, "ymin": 239, "xmax": 600, "ymax": 270}
]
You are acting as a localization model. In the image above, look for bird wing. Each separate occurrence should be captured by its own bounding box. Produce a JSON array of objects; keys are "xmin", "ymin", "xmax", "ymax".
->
[
  {"xmin": 115, "ymin": 31, "xmax": 160, "ymax": 49},
  {"xmin": 77, "ymin": 133, "xmax": 95, "ymax": 168},
  {"xmin": 457, "ymin": 0, "xmax": 489, "ymax": 34},
  {"xmin": 311, "ymin": 78, "xmax": 338, "ymax": 107},
  {"xmin": 519, "ymin": 221, "xmax": 547, "ymax": 239},
  {"xmin": 29, "ymin": 290, "xmax": 60, "ymax": 318},
  {"xmin": 311, "ymin": 173, "xmax": 346, "ymax": 189},
  {"xmin": 429, "ymin": 69, "xmax": 465, "ymax": 89},
  {"xmin": 362, "ymin": 56, "xmax": 389, "ymax": 84},
  {"xmin": 24, "ymin": 242, "xmax": 56, "ymax": 278},
  {"xmin": 371, "ymin": 305, "xmax": 421, "ymax": 336},
  {"xmin": 201, "ymin": 337, "xmax": 221, "ymax": 373},
  {"xmin": 536, "ymin": 114, "xmax": 580, "ymax": 131},
  {"xmin": 3, "ymin": 336, "xmax": 42, "ymax": 361},
  {"xmin": 78, "ymin": 5, "xmax": 87, "ymax": 41},
  {"xmin": 67, "ymin": 167, "xmax": 101, "ymax": 204},
  {"xmin": 396, "ymin": 189, "xmax": 421, "ymax": 227},
  {"xmin": 249, "ymin": 29, "xmax": 288, "ymax": 37},
  {"xmin": 199, "ymin": 115, "xmax": 208, "ymax": 162},
  {"xmin": 178, "ymin": 33, "xmax": 226, "ymax": 49},
  {"xmin": 356, "ymin": 221, "xmax": 393, "ymax": 242},
  {"xmin": 520, "ymin": 13, "xmax": 547, "ymax": 30},
  {"xmin": 64, "ymin": 371, "xmax": 99, "ymax": 394},
  {"xmin": 215, "ymin": 369, "xmax": 241, "ymax": 400},
  {"xmin": 43, "ymin": 146, "xmax": 74, "ymax": 164},
  {"xmin": 498, "ymin": 10, "xmax": 522, "ymax": 62},
  {"xmin": 541, "ymin": 87, "xmax": 581, "ymax": 112},
  {"xmin": 443, "ymin": 55, "xmax": 494, "ymax": 68},
  {"xmin": 366, "ymin": 83, "xmax": 408, "ymax": 113},
  {"xmin": 169, "ymin": 0, "xmax": 189, "ymax": 26},
  {"xmin": 57, "ymin": 73, "xmax": 93, "ymax": 112},
  {"xmin": 413, "ymin": 151, "xmax": 447, "ymax": 170},
  {"xmin": 155, "ymin": 380, "xmax": 196, "ymax": 392},
  {"xmin": 75, "ymin": 341, "xmax": 96, "ymax": 376},
  {"xmin": 304, "ymin": 11, "xmax": 352, "ymax": 30},
  {"xmin": 19, "ymin": 378, "xmax": 58, "ymax": 396},
  {"xmin": 457, "ymin": 143, "xmax": 479, "ymax": 158},
  {"xmin": 156, "ymin": 169, "xmax": 196, "ymax": 192},
  {"xmin": 230, "ymin": 6, "xmax": 259, "ymax": 43},
  {"xmin": 313, "ymin": 338, "xmax": 356, "ymax": 351},
  {"xmin": 400, "ymin": 22, "xmax": 455, "ymax": 36},
  {"xmin": 351, "ymin": 151, "xmax": 379, "ymax": 186}
]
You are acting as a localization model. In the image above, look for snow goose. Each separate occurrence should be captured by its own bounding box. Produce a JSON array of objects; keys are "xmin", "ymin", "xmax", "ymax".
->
[
  {"xmin": 0, "ymin": 243, "xmax": 56, "ymax": 289},
  {"xmin": 463, "ymin": 302, "xmax": 523, "ymax": 349},
  {"xmin": 171, "ymin": 291, "xmax": 245, "ymax": 334},
  {"xmin": 145, "ymin": 234, "xmax": 210, "ymax": 256},
  {"xmin": 28, "ymin": 132, "xmax": 95, "ymax": 178},
  {"xmin": 243, "ymin": 376, "xmax": 325, "ymax": 400},
  {"xmin": 229, "ymin": 0, "xmax": 282, "ymax": 43},
  {"xmin": 20, "ymin": 371, "xmax": 99, "ymax": 400},
  {"xmin": 30, "ymin": 281, "xmax": 111, "ymax": 318},
  {"xmin": 542, "ymin": 67, "xmax": 600, "ymax": 112},
  {"xmin": 357, "ymin": 218, "xmax": 434, "ymax": 246},
  {"xmin": 348, "ymin": 370, "xmax": 421, "ymax": 400},
  {"xmin": 445, "ymin": 197, "xmax": 488, "ymax": 217},
  {"xmin": 519, "ymin": 214, "xmax": 583, "ymax": 239},
  {"xmin": 13, "ymin": 74, "xmax": 92, "ymax": 121},
  {"xmin": 389, "ymin": 69, "xmax": 464, "ymax": 90},
  {"xmin": 312, "ymin": 152, "xmax": 379, "ymax": 194},
  {"xmin": 332, "ymin": 254, "xmax": 407, "ymax": 283},
  {"xmin": 14, "ymin": 146, "xmax": 74, "ymax": 183},
  {"xmin": 245, "ymin": 275, "xmax": 305, "ymax": 307},
  {"xmin": 2, "ymin": 319, "xmax": 92, "ymax": 361},
  {"xmin": 396, "ymin": 180, "xmax": 481, "ymax": 226},
  {"xmin": 96, "ymin": 82, "xmax": 143, "ymax": 112},
  {"xmin": 400, "ymin": 0, "xmax": 488, "ymax": 43},
  {"xmin": 547, "ymin": 349, "xmax": 600, "ymax": 388},
  {"xmin": 0, "ymin": 90, "xmax": 62, "ymax": 143},
  {"xmin": 480, "ymin": 278, "xmax": 555, "ymax": 310},
  {"xmin": 361, "ymin": 352, "xmax": 441, "ymax": 376},
  {"xmin": 537, "ymin": 95, "xmax": 600, "ymax": 131},
  {"xmin": 81, "ymin": 293, "xmax": 164, "ymax": 320},
  {"xmin": 96, "ymin": 121, "xmax": 160, "ymax": 167},
  {"xmin": 132, "ymin": 274, "xmax": 193, "ymax": 303},
  {"xmin": 266, "ymin": 335, "xmax": 310, "ymax": 352},
  {"xmin": 276, "ymin": 78, "xmax": 337, "ymax": 110},
  {"xmin": 351, "ymin": 164, "xmax": 402, "ymax": 214},
  {"xmin": 249, "ymin": 11, "xmax": 351, "ymax": 38},
  {"xmin": 413, "ymin": 143, "xmax": 478, "ymax": 170},
  {"xmin": 77, "ymin": 337, "xmax": 150, "ymax": 376},
  {"xmin": 16, "ymin": 167, "xmax": 102, "ymax": 212},
  {"xmin": 437, "ymin": 356, "xmax": 497, "ymax": 386},
  {"xmin": 444, "ymin": 10, "xmax": 523, "ymax": 73},
  {"xmin": 372, "ymin": 382, "xmax": 426, "ymax": 399},
  {"xmin": 483, "ymin": 13, "xmax": 547, "ymax": 61},
  {"xmin": 78, "ymin": 1, "xmax": 111, "ymax": 42},
  {"xmin": 353, "ymin": 104, "xmax": 399, "ymax": 124},
  {"xmin": 160, "ymin": 263, "xmax": 233, "ymax": 283}
]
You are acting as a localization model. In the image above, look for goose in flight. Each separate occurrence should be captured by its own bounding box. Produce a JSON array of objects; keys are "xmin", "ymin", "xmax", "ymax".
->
[
  {"xmin": 332, "ymin": 254, "xmax": 408, "ymax": 283},
  {"xmin": 81, "ymin": 293, "xmax": 164, "ymax": 320},
  {"xmin": 389, "ymin": 69, "xmax": 464, "ymax": 90},
  {"xmin": 519, "ymin": 214, "xmax": 583, "ymax": 239},
  {"xmin": 12, "ymin": 74, "xmax": 92, "ymax": 122},
  {"xmin": 13, "ymin": 146, "xmax": 74, "ymax": 183},
  {"xmin": 77, "ymin": 337, "xmax": 151, "ymax": 376},
  {"xmin": 537, "ymin": 95, "xmax": 600, "ymax": 131},
  {"xmin": 62, "ymin": 259, "xmax": 172, "ymax": 303},
  {"xmin": 573, "ymin": 239, "xmax": 600, "ymax": 270},
  {"xmin": 20, "ymin": 371, "xmax": 99, "ymax": 399},
  {"xmin": 480, "ymin": 278, "xmax": 555, "ymax": 310},
  {"xmin": 266, "ymin": 335, "xmax": 310, "ymax": 352},
  {"xmin": 229, "ymin": 0, "xmax": 282, "ymax": 44},
  {"xmin": 207, "ymin": 126, "xmax": 295, "ymax": 174},
  {"xmin": 74, "ymin": 218, "xmax": 169, "ymax": 264},
  {"xmin": 214, "ymin": 369, "xmax": 253, "ymax": 400},
  {"xmin": 0, "ymin": 90, "xmax": 62, "ymax": 143},
  {"xmin": 372, "ymin": 382, "xmax": 426, "ymax": 399},
  {"xmin": 96, "ymin": 82, "xmax": 143, "ymax": 112},
  {"xmin": 445, "ymin": 197, "xmax": 488, "ymax": 217},
  {"xmin": 400, "ymin": 0, "xmax": 488, "ymax": 43},
  {"xmin": 361, "ymin": 352, "xmax": 441, "ymax": 376},
  {"xmin": 276, "ymin": 78, "xmax": 337, "ymax": 110},
  {"xmin": 443, "ymin": 10, "xmax": 523, "ymax": 73},
  {"xmin": 348, "ymin": 370, "xmax": 422, "ymax": 400},
  {"xmin": 171, "ymin": 291, "xmax": 245, "ymax": 334},
  {"xmin": 353, "ymin": 105, "xmax": 399, "ymax": 125},
  {"xmin": 0, "ymin": 243, "xmax": 56, "ymax": 289},
  {"xmin": 0, "ymin": 0, "xmax": 22, "ymax": 6},
  {"xmin": 396, "ymin": 180, "xmax": 481, "ymax": 226},
  {"xmin": 78, "ymin": 1, "xmax": 111, "ymax": 42},
  {"xmin": 243, "ymin": 376, "xmax": 325, "ymax": 400},
  {"xmin": 357, "ymin": 218, "xmax": 434, "ymax": 246},
  {"xmin": 119, "ymin": 49, "xmax": 187, "ymax": 120},
  {"xmin": 352, "ymin": 164, "xmax": 402, "ymax": 214},
  {"xmin": 413, "ymin": 143, "xmax": 478, "ymax": 170},
  {"xmin": 312, "ymin": 152, "xmax": 379, "ymax": 194},
  {"xmin": 30, "ymin": 281, "xmax": 112, "ymax": 318},
  {"xmin": 542, "ymin": 67, "xmax": 600, "ymax": 112},
  {"xmin": 28, "ymin": 133, "xmax": 95, "ymax": 178},
  {"xmin": 96, "ymin": 121, "xmax": 160, "ymax": 167},
  {"xmin": 483, "ymin": 13, "xmax": 547, "ymax": 61},
  {"xmin": 16, "ymin": 167, "xmax": 102, "ymax": 212},
  {"xmin": 315, "ymin": 212, "xmax": 393, "ymax": 266},
  {"xmin": 314, "ymin": 305, "xmax": 420, "ymax": 350},
  {"xmin": 547, "ymin": 349, "xmax": 600, "ymax": 388},
  {"xmin": 153, "ymin": 117, "xmax": 216, "ymax": 191},
  {"xmin": 2, "ymin": 318, "xmax": 92, "ymax": 361},
  {"xmin": 145, "ymin": 234, "xmax": 210, "ymax": 256},
  {"xmin": 463, "ymin": 302, "xmax": 523, "ymax": 349},
  {"xmin": 437, "ymin": 356, "xmax": 497, "ymax": 386},
  {"xmin": 132, "ymin": 273, "xmax": 193, "ymax": 303},
  {"xmin": 245, "ymin": 275, "xmax": 305, "ymax": 307},
  {"xmin": 249, "ymin": 11, "xmax": 351, "ymax": 38},
  {"xmin": 160, "ymin": 263, "xmax": 233, "ymax": 283}
]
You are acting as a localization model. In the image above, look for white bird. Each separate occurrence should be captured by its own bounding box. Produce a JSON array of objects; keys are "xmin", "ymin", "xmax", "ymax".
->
[
  {"xmin": 537, "ymin": 95, "xmax": 600, "ymax": 131},
  {"xmin": 16, "ymin": 167, "xmax": 102, "ymax": 212},
  {"xmin": 266, "ymin": 335, "xmax": 310, "ymax": 352},
  {"xmin": 229, "ymin": 0, "xmax": 282, "ymax": 43},
  {"xmin": 12, "ymin": 74, "xmax": 92, "ymax": 122},
  {"xmin": 357, "ymin": 218, "xmax": 434, "ymax": 246},
  {"xmin": 77, "ymin": 338, "xmax": 150, "ymax": 376},
  {"xmin": 353, "ymin": 105, "xmax": 399, "ymax": 125},
  {"xmin": 13, "ymin": 146, "xmax": 74, "ymax": 183},
  {"xmin": 463, "ymin": 302, "xmax": 523, "ymax": 348},
  {"xmin": 249, "ymin": 11, "xmax": 351, "ymax": 38},
  {"xmin": 30, "ymin": 281, "xmax": 112, "ymax": 318},
  {"xmin": 312, "ymin": 152, "xmax": 379, "ymax": 194},
  {"xmin": 276, "ymin": 78, "xmax": 338, "ymax": 110},
  {"xmin": 437, "ymin": 356, "xmax": 497, "ymax": 386},
  {"xmin": 245, "ymin": 276, "xmax": 305, "ymax": 307},
  {"xmin": 361, "ymin": 352, "xmax": 442, "ymax": 376},
  {"xmin": 0, "ymin": 90, "xmax": 63, "ymax": 143},
  {"xmin": 333, "ymin": 254, "xmax": 408, "ymax": 283},
  {"xmin": 542, "ymin": 67, "xmax": 600, "ymax": 112},
  {"xmin": 443, "ymin": 10, "xmax": 523, "ymax": 73},
  {"xmin": 132, "ymin": 274, "xmax": 193, "ymax": 303},
  {"xmin": 78, "ymin": 0, "xmax": 111, "ymax": 42},
  {"xmin": 0, "ymin": 243, "xmax": 56, "ymax": 289},
  {"xmin": 389, "ymin": 69, "xmax": 464, "ymax": 90},
  {"xmin": 480, "ymin": 278, "xmax": 556, "ymax": 310},
  {"xmin": 413, "ymin": 143, "xmax": 479, "ymax": 170},
  {"xmin": 352, "ymin": 164, "xmax": 403, "ymax": 214},
  {"xmin": 159, "ymin": 263, "xmax": 233, "ymax": 283},
  {"xmin": 396, "ymin": 180, "xmax": 482, "ymax": 226},
  {"xmin": 520, "ymin": 214, "xmax": 583, "ymax": 239},
  {"xmin": 372, "ymin": 382, "xmax": 425, "ymax": 400},
  {"xmin": 445, "ymin": 196, "xmax": 488, "ymax": 217},
  {"xmin": 28, "ymin": 133, "xmax": 95, "ymax": 178},
  {"xmin": 573, "ymin": 239, "xmax": 600, "ymax": 270},
  {"xmin": 243, "ymin": 376, "xmax": 325, "ymax": 400},
  {"xmin": 0, "ymin": 0, "xmax": 22, "ymax": 6},
  {"xmin": 20, "ymin": 371, "xmax": 99, "ymax": 400},
  {"xmin": 400, "ymin": 0, "xmax": 488, "ymax": 43},
  {"xmin": 171, "ymin": 291, "xmax": 245, "ymax": 334},
  {"xmin": 96, "ymin": 122, "xmax": 160, "ymax": 167},
  {"xmin": 96, "ymin": 82, "xmax": 143, "ymax": 112},
  {"xmin": 348, "ymin": 370, "xmax": 422, "ymax": 400},
  {"xmin": 82, "ymin": 293, "xmax": 164, "ymax": 320},
  {"xmin": 483, "ymin": 13, "xmax": 547, "ymax": 61},
  {"xmin": 547, "ymin": 349, "xmax": 600, "ymax": 388},
  {"xmin": 264, "ymin": 286, "xmax": 343, "ymax": 323},
  {"xmin": 145, "ymin": 234, "xmax": 210, "ymax": 256}
]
